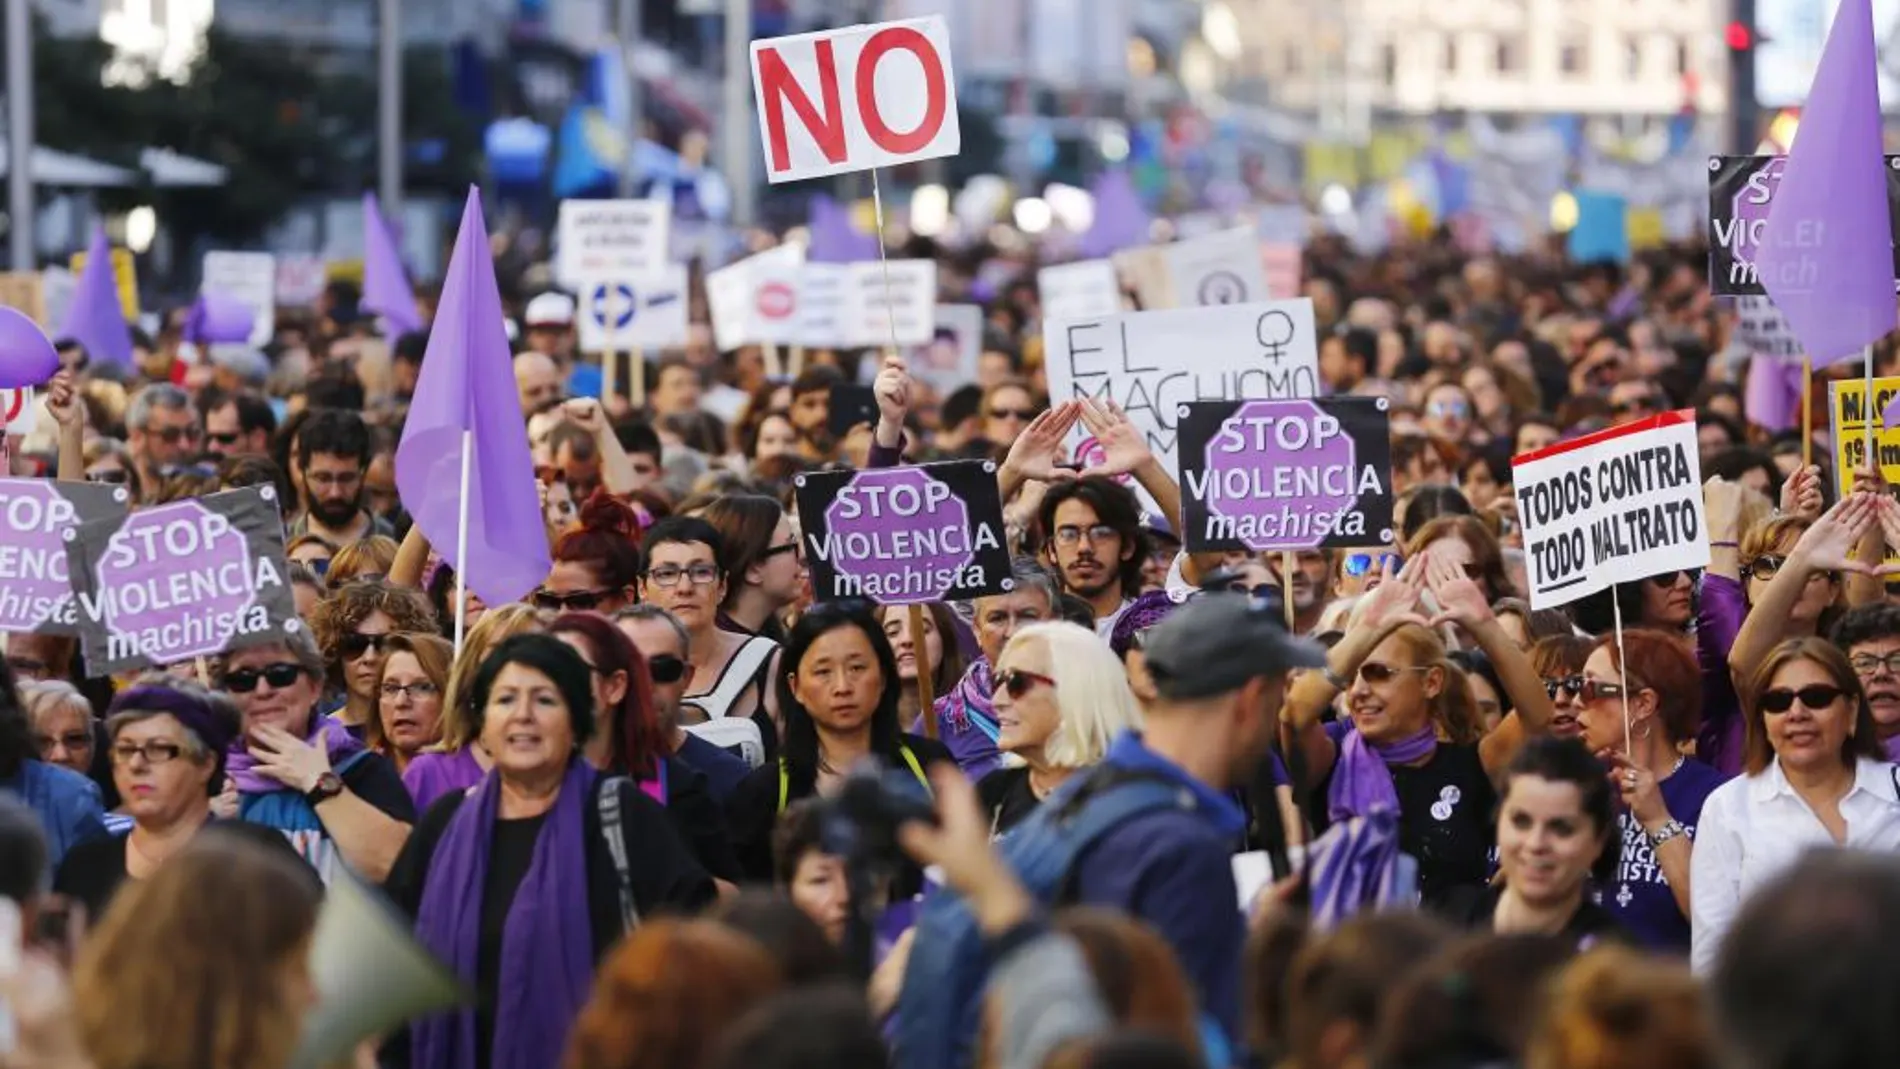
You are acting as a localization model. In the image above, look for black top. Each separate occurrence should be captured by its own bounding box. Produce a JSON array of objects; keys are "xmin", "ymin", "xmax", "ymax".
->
[
  {"xmin": 1441, "ymin": 883, "xmax": 1628, "ymax": 950},
  {"xmin": 1312, "ymin": 742, "xmax": 1498, "ymax": 910},
  {"xmin": 340, "ymin": 749, "xmax": 422, "ymax": 822},
  {"xmin": 975, "ymin": 766, "xmax": 1042, "ymax": 837},
  {"xmin": 654, "ymin": 755, "xmax": 741, "ymax": 882},
  {"xmin": 723, "ymin": 734, "xmax": 955, "ymax": 885},
  {"xmin": 53, "ymin": 819, "xmax": 314, "ymax": 921}
]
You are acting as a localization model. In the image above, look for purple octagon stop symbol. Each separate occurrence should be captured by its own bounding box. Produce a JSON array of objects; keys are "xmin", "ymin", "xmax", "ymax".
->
[
  {"xmin": 1729, "ymin": 156, "xmax": 1781, "ymax": 286},
  {"xmin": 825, "ymin": 467, "xmax": 972, "ymax": 602},
  {"xmin": 94, "ymin": 499, "xmax": 256, "ymax": 659},
  {"xmin": 1205, "ymin": 399, "xmax": 1358, "ymax": 552},
  {"xmin": 0, "ymin": 481, "xmax": 82, "ymax": 631}
]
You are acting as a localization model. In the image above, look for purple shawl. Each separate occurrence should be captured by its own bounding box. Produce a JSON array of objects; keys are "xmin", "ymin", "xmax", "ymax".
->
[
  {"xmin": 404, "ymin": 748, "xmax": 488, "ymax": 811},
  {"xmin": 411, "ymin": 757, "xmax": 598, "ymax": 1069},
  {"xmin": 933, "ymin": 658, "xmax": 1002, "ymax": 780},
  {"xmin": 1328, "ymin": 725, "xmax": 1437, "ymax": 823},
  {"xmin": 226, "ymin": 715, "xmax": 364, "ymax": 794}
]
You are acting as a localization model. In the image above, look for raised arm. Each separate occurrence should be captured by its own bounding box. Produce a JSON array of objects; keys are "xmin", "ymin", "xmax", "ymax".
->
[
  {"xmin": 45, "ymin": 370, "xmax": 83, "ymax": 482},
  {"xmin": 998, "ymin": 401, "xmax": 1081, "ymax": 502},
  {"xmin": 869, "ymin": 354, "xmax": 909, "ymax": 469},
  {"xmin": 1076, "ymin": 399, "xmax": 1184, "ymax": 539},
  {"xmin": 562, "ymin": 398, "xmax": 639, "ymax": 496},
  {"xmin": 1731, "ymin": 494, "xmax": 1884, "ymax": 686},
  {"xmin": 1419, "ymin": 554, "xmax": 1558, "ymax": 776}
]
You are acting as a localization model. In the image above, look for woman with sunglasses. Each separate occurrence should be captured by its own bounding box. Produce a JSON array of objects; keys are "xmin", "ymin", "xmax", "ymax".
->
[
  {"xmin": 53, "ymin": 677, "xmax": 243, "ymax": 918},
  {"xmin": 1574, "ymin": 630, "xmax": 1724, "ymax": 952},
  {"xmin": 1532, "ymin": 634, "xmax": 1594, "ymax": 741},
  {"xmin": 978, "ymin": 621, "xmax": 1143, "ymax": 836},
  {"xmin": 309, "ymin": 579, "xmax": 438, "ymax": 739},
  {"xmin": 403, "ymin": 604, "xmax": 545, "ymax": 810},
  {"xmin": 701, "ymin": 494, "xmax": 807, "ymax": 642},
  {"xmin": 370, "ymin": 633, "xmax": 454, "ymax": 775},
  {"xmin": 1333, "ymin": 548, "xmax": 1402, "ymax": 599},
  {"xmin": 1691, "ymin": 637, "xmax": 1900, "ymax": 973},
  {"xmin": 285, "ymin": 534, "xmax": 336, "ymax": 579},
  {"xmin": 221, "ymin": 631, "xmax": 416, "ymax": 882},
  {"xmin": 724, "ymin": 602, "xmax": 953, "ymax": 883},
  {"xmin": 537, "ymin": 493, "xmax": 645, "ymax": 616},
  {"xmin": 1284, "ymin": 551, "xmax": 1559, "ymax": 909}
]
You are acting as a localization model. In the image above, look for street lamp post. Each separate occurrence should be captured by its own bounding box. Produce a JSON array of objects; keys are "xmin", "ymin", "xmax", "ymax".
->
[
  {"xmin": 6, "ymin": 0, "xmax": 33, "ymax": 271},
  {"xmin": 378, "ymin": 0, "xmax": 402, "ymax": 218}
]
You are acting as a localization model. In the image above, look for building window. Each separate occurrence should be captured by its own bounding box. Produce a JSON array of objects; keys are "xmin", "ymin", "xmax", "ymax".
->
[
  {"xmin": 1625, "ymin": 37, "xmax": 1643, "ymax": 78},
  {"xmin": 1561, "ymin": 38, "xmax": 1587, "ymax": 76},
  {"xmin": 1381, "ymin": 42, "xmax": 1398, "ymax": 86},
  {"xmin": 1444, "ymin": 36, "xmax": 1457, "ymax": 74},
  {"xmin": 1496, "ymin": 36, "xmax": 1522, "ymax": 74},
  {"xmin": 1676, "ymin": 39, "xmax": 1692, "ymax": 76}
]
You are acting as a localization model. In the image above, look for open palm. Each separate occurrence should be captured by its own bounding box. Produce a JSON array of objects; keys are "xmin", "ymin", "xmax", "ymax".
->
[{"xmin": 1077, "ymin": 399, "xmax": 1151, "ymax": 478}]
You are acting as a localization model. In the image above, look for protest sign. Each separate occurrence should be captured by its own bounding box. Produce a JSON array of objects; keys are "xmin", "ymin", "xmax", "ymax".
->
[
  {"xmin": 1828, "ymin": 376, "xmax": 1900, "ymax": 565},
  {"xmin": 1110, "ymin": 245, "xmax": 1175, "ymax": 310},
  {"xmin": 1176, "ymin": 398, "xmax": 1394, "ymax": 553},
  {"xmin": 275, "ymin": 255, "xmax": 329, "ymax": 308},
  {"xmin": 910, "ymin": 304, "xmax": 983, "ymax": 392},
  {"xmin": 752, "ymin": 16, "xmax": 961, "ymax": 183},
  {"xmin": 200, "ymin": 251, "xmax": 276, "ymax": 347},
  {"xmin": 576, "ymin": 265, "xmax": 689, "ymax": 351},
  {"xmin": 794, "ymin": 460, "xmax": 1010, "ymax": 604},
  {"xmin": 795, "ymin": 263, "xmax": 856, "ymax": 348},
  {"xmin": 65, "ymin": 486, "xmax": 300, "ymax": 675},
  {"xmin": 851, "ymin": 259, "xmax": 937, "ymax": 348},
  {"xmin": 68, "ymin": 247, "xmax": 137, "ymax": 320},
  {"xmin": 1037, "ymin": 260, "xmax": 1122, "ymax": 322},
  {"xmin": 0, "ymin": 272, "xmax": 47, "ymax": 328},
  {"xmin": 1043, "ymin": 300, "xmax": 1321, "ymax": 509},
  {"xmin": 1512, "ymin": 410, "xmax": 1709, "ymax": 611},
  {"xmin": 706, "ymin": 244, "xmax": 804, "ymax": 350},
  {"xmin": 1732, "ymin": 295, "xmax": 1802, "ymax": 358},
  {"xmin": 1165, "ymin": 227, "xmax": 1271, "ymax": 306},
  {"xmin": 0, "ymin": 479, "xmax": 128, "ymax": 635},
  {"xmin": 1707, "ymin": 154, "xmax": 1900, "ymax": 296},
  {"xmin": 1, "ymin": 387, "xmax": 36, "ymax": 436},
  {"xmin": 556, "ymin": 200, "xmax": 672, "ymax": 287}
]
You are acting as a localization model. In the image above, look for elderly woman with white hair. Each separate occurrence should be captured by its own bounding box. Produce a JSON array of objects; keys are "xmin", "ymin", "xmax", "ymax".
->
[{"xmin": 977, "ymin": 621, "xmax": 1144, "ymax": 837}]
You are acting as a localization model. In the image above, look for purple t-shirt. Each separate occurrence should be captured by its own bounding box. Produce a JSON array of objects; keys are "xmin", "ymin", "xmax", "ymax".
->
[
  {"xmin": 401, "ymin": 748, "xmax": 485, "ymax": 811},
  {"xmin": 1595, "ymin": 757, "xmax": 1726, "ymax": 952}
]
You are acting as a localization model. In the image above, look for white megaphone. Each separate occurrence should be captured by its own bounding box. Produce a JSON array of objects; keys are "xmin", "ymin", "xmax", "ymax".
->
[{"xmin": 287, "ymin": 869, "xmax": 471, "ymax": 1069}]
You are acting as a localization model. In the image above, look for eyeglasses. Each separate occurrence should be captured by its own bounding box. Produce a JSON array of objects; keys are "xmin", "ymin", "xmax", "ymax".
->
[
  {"xmin": 85, "ymin": 469, "xmax": 128, "ymax": 484},
  {"xmin": 340, "ymin": 633, "xmax": 391, "ymax": 660},
  {"xmin": 1851, "ymin": 652, "xmax": 1900, "ymax": 678},
  {"xmin": 144, "ymin": 425, "xmax": 199, "ymax": 445},
  {"xmin": 158, "ymin": 463, "xmax": 218, "ymax": 480},
  {"xmin": 1612, "ymin": 396, "xmax": 1659, "ymax": 415},
  {"xmin": 380, "ymin": 681, "xmax": 439, "ymax": 702},
  {"xmin": 6, "ymin": 656, "xmax": 48, "ymax": 678},
  {"xmin": 298, "ymin": 557, "xmax": 332, "ymax": 578},
  {"xmin": 1578, "ymin": 678, "xmax": 1634, "ymax": 703},
  {"xmin": 647, "ymin": 654, "xmax": 688, "ymax": 685},
  {"xmin": 1758, "ymin": 684, "xmax": 1849, "ymax": 714},
  {"xmin": 1745, "ymin": 555, "xmax": 1786, "ymax": 581},
  {"xmin": 1544, "ymin": 675, "xmax": 1585, "ymax": 699},
  {"xmin": 1426, "ymin": 400, "xmax": 1471, "ymax": 418},
  {"xmin": 645, "ymin": 564, "xmax": 721, "ymax": 588},
  {"xmin": 224, "ymin": 663, "xmax": 307, "ymax": 693},
  {"xmin": 37, "ymin": 731, "xmax": 92, "ymax": 755},
  {"xmin": 206, "ymin": 431, "xmax": 241, "ymax": 447},
  {"xmin": 1054, "ymin": 524, "xmax": 1118, "ymax": 547},
  {"xmin": 1344, "ymin": 552, "xmax": 1401, "ymax": 578},
  {"xmin": 760, "ymin": 541, "xmax": 802, "ymax": 562},
  {"xmin": 533, "ymin": 588, "xmax": 612, "ymax": 612},
  {"xmin": 989, "ymin": 408, "xmax": 1038, "ymax": 421},
  {"xmin": 997, "ymin": 668, "xmax": 1057, "ymax": 700},
  {"xmin": 1646, "ymin": 570, "xmax": 1685, "ymax": 588},
  {"xmin": 111, "ymin": 740, "xmax": 186, "ymax": 766},
  {"xmin": 1357, "ymin": 662, "xmax": 1432, "ymax": 684}
]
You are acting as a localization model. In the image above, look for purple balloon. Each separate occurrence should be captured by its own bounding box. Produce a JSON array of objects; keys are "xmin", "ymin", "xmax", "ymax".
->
[
  {"xmin": 183, "ymin": 294, "xmax": 257, "ymax": 345},
  {"xmin": 0, "ymin": 306, "xmax": 58, "ymax": 388}
]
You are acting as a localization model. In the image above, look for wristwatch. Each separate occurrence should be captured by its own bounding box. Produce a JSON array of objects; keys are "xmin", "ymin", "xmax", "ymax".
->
[
  {"xmin": 1646, "ymin": 819, "xmax": 1687, "ymax": 849},
  {"xmin": 305, "ymin": 771, "xmax": 344, "ymax": 807}
]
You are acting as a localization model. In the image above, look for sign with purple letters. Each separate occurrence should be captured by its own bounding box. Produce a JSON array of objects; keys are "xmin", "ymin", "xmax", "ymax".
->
[
  {"xmin": 0, "ymin": 478, "xmax": 129, "ymax": 635},
  {"xmin": 1177, "ymin": 397, "xmax": 1394, "ymax": 553},
  {"xmin": 794, "ymin": 461, "xmax": 1010, "ymax": 605},
  {"xmin": 65, "ymin": 486, "xmax": 300, "ymax": 675},
  {"xmin": 1706, "ymin": 154, "xmax": 1900, "ymax": 296}
]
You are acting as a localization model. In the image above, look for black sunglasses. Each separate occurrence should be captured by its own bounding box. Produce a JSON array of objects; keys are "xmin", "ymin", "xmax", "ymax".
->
[
  {"xmin": 1758, "ymin": 685, "xmax": 1849, "ymax": 714},
  {"xmin": 996, "ymin": 668, "xmax": 1057, "ymax": 700},
  {"xmin": 225, "ymin": 663, "xmax": 306, "ymax": 693},
  {"xmin": 1544, "ymin": 675, "xmax": 1585, "ymax": 699},
  {"xmin": 339, "ymin": 633, "xmax": 391, "ymax": 659},
  {"xmin": 534, "ymin": 588, "xmax": 613, "ymax": 612},
  {"xmin": 647, "ymin": 654, "xmax": 688, "ymax": 685}
]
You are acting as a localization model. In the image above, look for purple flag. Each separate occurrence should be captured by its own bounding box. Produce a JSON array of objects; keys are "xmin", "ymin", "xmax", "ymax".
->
[
  {"xmin": 806, "ymin": 194, "xmax": 878, "ymax": 263},
  {"xmin": 362, "ymin": 192, "xmax": 423, "ymax": 336},
  {"xmin": 0, "ymin": 307, "xmax": 57, "ymax": 388},
  {"xmin": 1756, "ymin": 0, "xmax": 1897, "ymax": 367},
  {"xmin": 1745, "ymin": 356, "xmax": 1805, "ymax": 432},
  {"xmin": 59, "ymin": 226, "xmax": 132, "ymax": 367},
  {"xmin": 394, "ymin": 188, "xmax": 550, "ymax": 607},
  {"xmin": 1078, "ymin": 170, "xmax": 1152, "ymax": 259},
  {"xmin": 182, "ymin": 293, "xmax": 257, "ymax": 345}
]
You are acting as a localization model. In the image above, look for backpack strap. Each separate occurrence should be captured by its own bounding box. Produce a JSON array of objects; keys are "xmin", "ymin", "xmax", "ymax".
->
[
  {"xmin": 898, "ymin": 744, "xmax": 931, "ymax": 793},
  {"xmin": 686, "ymin": 636, "xmax": 779, "ymax": 720},
  {"xmin": 596, "ymin": 775, "xmax": 640, "ymax": 934}
]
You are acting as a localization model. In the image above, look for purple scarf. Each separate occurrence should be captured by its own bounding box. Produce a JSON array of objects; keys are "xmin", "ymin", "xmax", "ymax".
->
[
  {"xmin": 1884, "ymin": 736, "xmax": 1900, "ymax": 764},
  {"xmin": 411, "ymin": 757, "xmax": 599, "ymax": 1069},
  {"xmin": 934, "ymin": 658, "xmax": 1002, "ymax": 779},
  {"xmin": 225, "ymin": 716, "xmax": 364, "ymax": 794},
  {"xmin": 1328, "ymin": 725, "xmax": 1438, "ymax": 823}
]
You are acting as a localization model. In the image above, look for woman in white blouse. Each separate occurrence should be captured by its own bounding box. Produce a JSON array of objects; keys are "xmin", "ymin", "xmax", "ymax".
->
[{"xmin": 1691, "ymin": 637, "xmax": 1900, "ymax": 973}]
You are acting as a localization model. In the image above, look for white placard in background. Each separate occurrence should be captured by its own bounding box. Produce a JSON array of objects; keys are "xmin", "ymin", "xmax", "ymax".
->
[
  {"xmin": 1038, "ymin": 260, "xmax": 1123, "ymax": 322},
  {"xmin": 575, "ymin": 265, "xmax": 690, "ymax": 351},
  {"xmin": 556, "ymin": 199, "xmax": 672, "ymax": 287},
  {"xmin": 201, "ymin": 251, "xmax": 277, "ymax": 347},
  {"xmin": 1165, "ymin": 227, "xmax": 1271, "ymax": 307}
]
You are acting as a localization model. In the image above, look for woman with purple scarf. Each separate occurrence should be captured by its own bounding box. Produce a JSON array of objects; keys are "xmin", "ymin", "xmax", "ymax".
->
[
  {"xmin": 932, "ymin": 560, "xmax": 1059, "ymax": 780},
  {"xmin": 222, "ymin": 631, "xmax": 416, "ymax": 884},
  {"xmin": 1283, "ymin": 552, "xmax": 1559, "ymax": 910},
  {"xmin": 386, "ymin": 634, "xmax": 717, "ymax": 1069}
]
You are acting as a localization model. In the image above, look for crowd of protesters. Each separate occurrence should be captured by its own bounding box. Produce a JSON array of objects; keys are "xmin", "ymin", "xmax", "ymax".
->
[{"xmin": 2, "ymin": 218, "xmax": 1899, "ymax": 1069}]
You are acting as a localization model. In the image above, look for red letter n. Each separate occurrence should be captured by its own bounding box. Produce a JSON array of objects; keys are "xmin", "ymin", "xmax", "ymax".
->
[{"xmin": 757, "ymin": 41, "xmax": 847, "ymax": 175}]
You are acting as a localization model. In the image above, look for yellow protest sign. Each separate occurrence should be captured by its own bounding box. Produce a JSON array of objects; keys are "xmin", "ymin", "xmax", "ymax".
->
[
  {"xmin": 1829, "ymin": 378, "xmax": 1900, "ymax": 564},
  {"xmin": 69, "ymin": 248, "xmax": 138, "ymax": 321},
  {"xmin": 1627, "ymin": 208, "xmax": 1666, "ymax": 251},
  {"xmin": 0, "ymin": 272, "xmax": 46, "ymax": 327}
]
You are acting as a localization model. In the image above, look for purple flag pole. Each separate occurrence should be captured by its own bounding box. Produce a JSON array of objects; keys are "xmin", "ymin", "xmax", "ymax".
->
[
  {"xmin": 1753, "ymin": 0, "xmax": 1896, "ymax": 456},
  {"xmin": 393, "ymin": 187, "xmax": 551, "ymax": 643}
]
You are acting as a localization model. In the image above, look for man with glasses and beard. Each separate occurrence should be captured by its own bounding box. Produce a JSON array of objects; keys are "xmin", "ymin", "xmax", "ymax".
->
[
  {"xmin": 291, "ymin": 409, "xmax": 393, "ymax": 545},
  {"xmin": 1037, "ymin": 477, "xmax": 1148, "ymax": 639},
  {"xmin": 615, "ymin": 606, "xmax": 752, "ymax": 798}
]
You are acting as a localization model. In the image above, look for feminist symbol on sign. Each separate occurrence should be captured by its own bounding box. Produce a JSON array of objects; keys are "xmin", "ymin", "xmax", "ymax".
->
[{"xmin": 1255, "ymin": 310, "xmax": 1296, "ymax": 366}]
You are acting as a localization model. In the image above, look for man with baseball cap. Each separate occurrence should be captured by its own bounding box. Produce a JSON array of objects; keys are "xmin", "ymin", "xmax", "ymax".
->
[{"xmin": 1065, "ymin": 593, "xmax": 1325, "ymax": 1044}]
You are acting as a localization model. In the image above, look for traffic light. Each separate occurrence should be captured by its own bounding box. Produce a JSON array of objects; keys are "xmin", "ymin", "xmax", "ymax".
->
[{"xmin": 1726, "ymin": 21, "xmax": 1753, "ymax": 52}]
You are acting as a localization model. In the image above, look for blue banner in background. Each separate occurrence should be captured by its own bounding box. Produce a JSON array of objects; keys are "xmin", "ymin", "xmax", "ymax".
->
[{"xmin": 1567, "ymin": 190, "xmax": 1631, "ymax": 265}]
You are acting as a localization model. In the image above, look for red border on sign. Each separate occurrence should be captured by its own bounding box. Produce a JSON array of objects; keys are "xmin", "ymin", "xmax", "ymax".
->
[{"xmin": 1510, "ymin": 409, "xmax": 1697, "ymax": 469}]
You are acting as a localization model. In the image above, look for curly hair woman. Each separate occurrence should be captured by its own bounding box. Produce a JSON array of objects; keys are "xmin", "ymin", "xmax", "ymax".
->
[{"xmin": 308, "ymin": 578, "xmax": 437, "ymax": 737}]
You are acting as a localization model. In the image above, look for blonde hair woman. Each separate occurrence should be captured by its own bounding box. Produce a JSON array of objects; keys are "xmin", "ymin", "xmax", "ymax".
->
[
  {"xmin": 400, "ymin": 603, "xmax": 543, "ymax": 809},
  {"xmin": 977, "ymin": 621, "xmax": 1144, "ymax": 836}
]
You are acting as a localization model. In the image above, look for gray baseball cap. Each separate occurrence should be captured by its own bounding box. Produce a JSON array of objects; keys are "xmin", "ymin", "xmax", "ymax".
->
[{"xmin": 1141, "ymin": 592, "xmax": 1327, "ymax": 700}]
